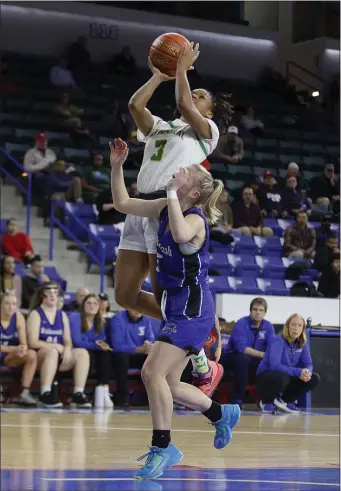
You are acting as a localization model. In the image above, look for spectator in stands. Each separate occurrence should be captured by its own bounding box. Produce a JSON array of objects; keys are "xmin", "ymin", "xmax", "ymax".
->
[
  {"xmin": 64, "ymin": 287, "xmax": 89, "ymax": 313},
  {"xmin": 256, "ymin": 314, "xmax": 320, "ymax": 413},
  {"xmin": 0, "ymin": 256, "xmax": 22, "ymax": 307},
  {"xmin": 46, "ymin": 160, "xmax": 83, "ymax": 203},
  {"xmin": 98, "ymin": 293, "xmax": 111, "ymax": 318},
  {"xmin": 102, "ymin": 100, "xmax": 130, "ymax": 139},
  {"xmin": 314, "ymin": 232, "xmax": 339, "ymax": 273},
  {"xmin": 257, "ymin": 171, "xmax": 287, "ymax": 218},
  {"xmin": 317, "ymin": 252, "xmax": 340, "ymax": 298},
  {"xmin": 315, "ymin": 213, "xmax": 334, "ymax": 248},
  {"xmin": 0, "ymin": 292, "xmax": 38, "ymax": 405},
  {"xmin": 108, "ymin": 309, "xmax": 155, "ymax": 407},
  {"xmin": 232, "ymin": 186, "xmax": 273, "ymax": 236},
  {"xmin": 27, "ymin": 282, "xmax": 91, "ymax": 408},
  {"xmin": 1, "ymin": 219, "xmax": 34, "ymax": 264},
  {"xmin": 210, "ymin": 188, "xmax": 234, "ymax": 246},
  {"xmin": 95, "ymin": 188, "xmax": 126, "ymax": 225},
  {"xmin": 285, "ymin": 162, "xmax": 306, "ymax": 191},
  {"xmin": 23, "ymin": 133, "xmax": 56, "ymax": 174},
  {"xmin": 284, "ymin": 211, "xmax": 316, "ymax": 259},
  {"xmin": 67, "ymin": 36, "xmax": 91, "ymax": 72},
  {"xmin": 53, "ymin": 92, "xmax": 91, "ymax": 141},
  {"xmin": 49, "ymin": 57, "xmax": 77, "ymax": 90},
  {"xmin": 21, "ymin": 256, "xmax": 49, "ymax": 309},
  {"xmin": 282, "ymin": 175, "xmax": 312, "ymax": 218},
  {"xmin": 220, "ymin": 298, "xmax": 275, "ymax": 409},
  {"xmin": 309, "ymin": 164, "xmax": 339, "ymax": 213},
  {"xmin": 129, "ymin": 181, "xmax": 138, "ymax": 197},
  {"xmin": 109, "ymin": 46, "xmax": 136, "ymax": 75},
  {"xmin": 214, "ymin": 126, "xmax": 244, "ymax": 164},
  {"xmin": 82, "ymin": 153, "xmax": 110, "ymax": 203},
  {"xmin": 240, "ymin": 106, "xmax": 264, "ymax": 136},
  {"xmin": 69, "ymin": 294, "xmax": 113, "ymax": 408}
]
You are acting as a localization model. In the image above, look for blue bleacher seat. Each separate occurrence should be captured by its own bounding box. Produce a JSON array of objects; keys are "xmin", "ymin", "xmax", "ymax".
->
[
  {"xmin": 89, "ymin": 224, "xmax": 121, "ymax": 241},
  {"xmin": 65, "ymin": 203, "xmax": 97, "ymax": 241},
  {"xmin": 63, "ymin": 292, "xmax": 76, "ymax": 305},
  {"xmin": 209, "ymin": 253, "xmax": 232, "ymax": 276},
  {"xmin": 302, "ymin": 143, "xmax": 326, "ymax": 155},
  {"xmin": 209, "ymin": 276, "xmax": 234, "ymax": 294},
  {"xmin": 277, "ymin": 219, "xmax": 294, "ymax": 235},
  {"xmin": 234, "ymin": 255, "xmax": 260, "ymax": 278},
  {"xmin": 257, "ymin": 278, "xmax": 289, "ymax": 296},
  {"xmin": 256, "ymin": 256, "xmax": 286, "ymax": 279},
  {"xmin": 228, "ymin": 277, "xmax": 262, "ymax": 295},
  {"xmin": 232, "ymin": 234, "xmax": 258, "ymax": 255},
  {"xmin": 64, "ymin": 148, "xmax": 90, "ymax": 159},
  {"xmin": 263, "ymin": 218, "xmax": 282, "ymax": 236},
  {"xmin": 254, "ymin": 236, "xmax": 283, "ymax": 256}
]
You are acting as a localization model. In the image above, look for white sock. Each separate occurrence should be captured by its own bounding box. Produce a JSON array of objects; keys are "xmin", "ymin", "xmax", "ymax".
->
[
  {"xmin": 41, "ymin": 385, "xmax": 51, "ymax": 395},
  {"xmin": 21, "ymin": 388, "xmax": 30, "ymax": 397},
  {"xmin": 73, "ymin": 386, "xmax": 84, "ymax": 394},
  {"xmin": 191, "ymin": 349, "xmax": 210, "ymax": 375}
]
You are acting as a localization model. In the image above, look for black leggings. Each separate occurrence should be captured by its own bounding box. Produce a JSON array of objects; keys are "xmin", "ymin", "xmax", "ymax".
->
[
  {"xmin": 255, "ymin": 370, "xmax": 320, "ymax": 404},
  {"xmin": 88, "ymin": 350, "xmax": 112, "ymax": 385}
]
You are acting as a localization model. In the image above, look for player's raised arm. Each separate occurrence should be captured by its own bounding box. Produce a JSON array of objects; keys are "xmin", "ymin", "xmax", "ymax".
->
[
  {"xmin": 128, "ymin": 58, "xmax": 175, "ymax": 136},
  {"xmin": 110, "ymin": 139, "xmax": 167, "ymax": 218},
  {"xmin": 175, "ymin": 42, "xmax": 212, "ymax": 140}
]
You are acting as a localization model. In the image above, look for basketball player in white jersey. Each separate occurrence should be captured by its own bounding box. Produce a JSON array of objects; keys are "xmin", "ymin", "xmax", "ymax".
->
[{"xmin": 113, "ymin": 42, "xmax": 233, "ymax": 397}]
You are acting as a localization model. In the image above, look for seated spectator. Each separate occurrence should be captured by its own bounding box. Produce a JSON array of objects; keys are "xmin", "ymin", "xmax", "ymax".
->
[
  {"xmin": 69, "ymin": 294, "xmax": 113, "ymax": 408},
  {"xmin": 98, "ymin": 293, "xmax": 112, "ymax": 318},
  {"xmin": 129, "ymin": 181, "xmax": 138, "ymax": 197},
  {"xmin": 281, "ymin": 175, "xmax": 311, "ymax": 218},
  {"xmin": 102, "ymin": 100, "xmax": 130, "ymax": 139},
  {"xmin": 82, "ymin": 153, "xmax": 110, "ymax": 203},
  {"xmin": 27, "ymin": 282, "xmax": 91, "ymax": 408},
  {"xmin": 232, "ymin": 186, "xmax": 273, "ymax": 236},
  {"xmin": 315, "ymin": 213, "xmax": 334, "ymax": 248},
  {"xmin": 46, "ymin": 160, "xmax": 83, "ymax": 203},
  {"xmin": 284, "ymin": 211, "xmax": 316, "ymax": 259},
  {"xmin": 314, "ymin": 232, "xmax": 339, "ymax": 273},
  {"xmin": 0, "ymin": 292, "xmax": 38, "ymax": 405},
  {"xmin": 63, "ymin": 287, "xmax": 89, "ymax": 313},
  {"xmin": 108, "ymin": 309, "xmax": 155, "ymax": 407},
  {"xmin": 240, "ymin": 106, "xmax": 264, "ymax": 136},
  {"xmin": 257, "ymin": 171, "xmax": 287, "ymax": 218},
  {"xmin": 210, "ymin": 188, "xmax": 234, "ymax": 246},
  {"xmin": 95, "ymin": 188, "xmax": 126, "ymax": 225},
  {"xmin": 109, "ymin": 46, "xmax": 136, "ymax": 75},
  {"xmin": 309, "ymin": 164, "xmax": 340, "ymax": 214},
  {"xmin": 49, "ymin": 57, "xmax": 77, "ymax": 90},
  {"xmin": 220, "ymin": 298, "xmax": 275, "ymax": 409},
  {"xmin": 67, "ymin": 36, "xmax": 91, "ymax": 72},
  {"xmin": 0, "ymin": 255, "xmax": 22, "ymax": 307},
  {"xmin": 53, "ymin": 92, "xmax": 91, "ymax": 141},
  {"xmin": 317, "ymin": 253, "xmax": 340, "ymax": 298},
  {"xmin": 256, "ymin": 314, "xmax": 320, "ymax": 413},
  {"xmin": 285, "ymin": 162, "xmax": 306, "ymax": 191},
  {"xmin": 23, "ymin": 133, "xmax": 56, "ymax": 174},
  {"xmin": 214, "ymin": 126, "xmax": 244, "ymax": 165},
  {"xmin": 1, "ymin": 219, "xmax": 34, "ymax": 264},
  {"xmin": 21, "ymin": 256, "xmax": 49, "ymax": 309}
]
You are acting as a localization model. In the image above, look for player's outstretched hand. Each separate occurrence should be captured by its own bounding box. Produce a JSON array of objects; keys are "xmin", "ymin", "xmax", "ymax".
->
[
  {"xmin": 148, "ymin": 57, "xmax": 176, "ymax": 82},
  {"xmin": 109, "ymin": 138, "xmax": 129, "ymax": 168},
  {"xmin": 167, "ymin": 167, "xmax": 189, "ymax": 191},
  {"xmin": 177, "ymin": 42, "xmax": 199, "ymax": 72}
]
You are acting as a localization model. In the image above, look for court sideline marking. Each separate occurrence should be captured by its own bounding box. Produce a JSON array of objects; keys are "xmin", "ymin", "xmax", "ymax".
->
[
  {"xmin": 1, "ymin": 423, "xmax": 339, "ymax": 438},
  {"xmin": 40, "ymin": 477, "xmax": 339, "ymax": 487}
]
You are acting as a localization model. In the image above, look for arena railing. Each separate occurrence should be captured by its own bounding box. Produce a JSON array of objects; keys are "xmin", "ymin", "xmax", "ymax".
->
[
  {"xmin": 0, "ymin": 148, "xmax": 32, "ymax": 234},
  {"xmin": 49, "ymin": 199, "xmax": 106, "ymax": 292}
]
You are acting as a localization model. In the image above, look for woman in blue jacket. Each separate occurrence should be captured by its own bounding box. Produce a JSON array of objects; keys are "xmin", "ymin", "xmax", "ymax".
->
[
  {"xmin": 256, "ymin": 313, "xmax": 320, "ymax": 413},
  {"xmin": 70, "ymin": 293, "xmax": 113, "ymax": 408}
]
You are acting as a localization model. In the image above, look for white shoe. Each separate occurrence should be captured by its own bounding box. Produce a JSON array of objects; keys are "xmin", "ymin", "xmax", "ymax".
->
[
  {"xmin": 103, "ymin": 386, "xmax": 114, "ymax": 409},
  {"xmin": 18, "ymin": 391, "xmax": 37, "ymax": 406},
  {"xmin": 274, "ymin": 397, "xmax": 300, "ymax": 414}
]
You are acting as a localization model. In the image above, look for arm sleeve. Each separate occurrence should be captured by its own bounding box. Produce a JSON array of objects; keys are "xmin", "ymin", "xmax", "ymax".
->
[
  {"xmin": 69, "ymin": 315, "xmax": 99, "ymax": 350},
  {"xmin": 266, "ymin": 323, "xmax": 275, "ymax": 346},
  {"xmin": 23, "ymin": 234, "xmax": 34, "ymax": 254},
  {"xmin": 267, "ymin": 338, "xmax": 302, "ymax": 377},
  {"xmin": 230, "ymin": 321, "xmax": 248, "ymax": 353},
  {"xmin": 300, "ymin": 344, "xmax": 313, "ymax": 372},
  {"xmin": 110, "ymin": 316, "xmax": 135, "ymax": 354},
  {"xmin": 137, "ymin": 116, "xmax": 163, "ymax": 143}
]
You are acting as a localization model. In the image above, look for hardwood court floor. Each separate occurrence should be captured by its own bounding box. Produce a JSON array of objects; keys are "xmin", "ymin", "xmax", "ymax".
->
[{"xmin": 1, "ymin": 408, "xmax": 340, "ymax": 491}]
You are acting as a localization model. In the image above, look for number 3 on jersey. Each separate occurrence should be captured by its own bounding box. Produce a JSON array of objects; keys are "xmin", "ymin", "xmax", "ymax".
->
[{"xmin": 151, "ymin": 139, "xmax": 167, "ymax": 162}]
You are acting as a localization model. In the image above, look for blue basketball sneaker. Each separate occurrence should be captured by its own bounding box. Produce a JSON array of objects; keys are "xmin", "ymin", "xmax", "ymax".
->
[
  {"xmin": 212, "ymin": 404, "xmax": 241, "ymax": 449},
  {"xmin": 134, "ymin": 443, "xmax": 183, "ymax": 480}
]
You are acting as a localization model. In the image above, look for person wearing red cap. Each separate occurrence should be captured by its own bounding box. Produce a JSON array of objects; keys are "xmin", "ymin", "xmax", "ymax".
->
[{"xmin": 23, "ymin": 133, "xmax": 56, "ymax": 173}]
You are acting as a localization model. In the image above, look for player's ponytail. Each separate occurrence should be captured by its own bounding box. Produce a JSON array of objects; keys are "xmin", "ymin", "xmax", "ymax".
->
[
  {"xmin": 192, "ymin": 165, "xmax": 223, "ymax": 225},
  {"xmin": 203, "ymin": 179, "xmax": 224, "ymax": 225}
]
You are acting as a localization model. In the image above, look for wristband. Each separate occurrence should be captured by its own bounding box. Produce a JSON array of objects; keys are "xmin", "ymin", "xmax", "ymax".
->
[{"xmin": 167, "ymin": 189, "xmax": 178, "ymax": 200}]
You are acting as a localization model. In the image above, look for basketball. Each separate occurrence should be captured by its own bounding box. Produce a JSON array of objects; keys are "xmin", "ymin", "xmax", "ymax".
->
[{"xmin": 150, "ymin": 32, "xmax": 189, "ymax": 77}]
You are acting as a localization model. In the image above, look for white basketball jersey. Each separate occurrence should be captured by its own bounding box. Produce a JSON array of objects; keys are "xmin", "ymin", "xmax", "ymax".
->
[{"xmin": 136, "ymin": 116, "xmax": 219, "ymax": 193}]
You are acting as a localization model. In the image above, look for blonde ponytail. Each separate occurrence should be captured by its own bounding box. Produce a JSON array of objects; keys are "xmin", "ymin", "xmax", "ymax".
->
[{"xmin": 190, "ymin": 165, "xmax": 224, "ymax": 225}]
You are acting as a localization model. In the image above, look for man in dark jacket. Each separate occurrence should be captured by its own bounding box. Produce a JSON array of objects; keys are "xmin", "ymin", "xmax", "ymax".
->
[
  {"xmin": 257, "ymin": 171, "xmax": 287, "ymax": 218},
  {"xmin": 309, "ymin": 163, "xmax": 339, "ymax": 212},
  {"xmin": 318, "ymin": 253, "xmax": 340, "ymax": 298},
  {"xmin": 21, "ymin": 256, "xmax": 49, "ymax": 308},
  {"xmin": 314, "ymin": 232, "xmax": 339, "ymax": 272}
]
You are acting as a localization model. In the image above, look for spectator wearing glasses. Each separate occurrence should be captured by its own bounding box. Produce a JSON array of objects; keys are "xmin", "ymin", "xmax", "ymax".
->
[
  {"xmin": 232, "ymin": 186, "xmax": 273, "ymax": 236},
  {"xmin": 70, "ymin": 294, "xmax": 113, "ymax": 408},
  {"xmin": 27, "ymin": 282, "xmax": 91, "ymax": 408}
]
